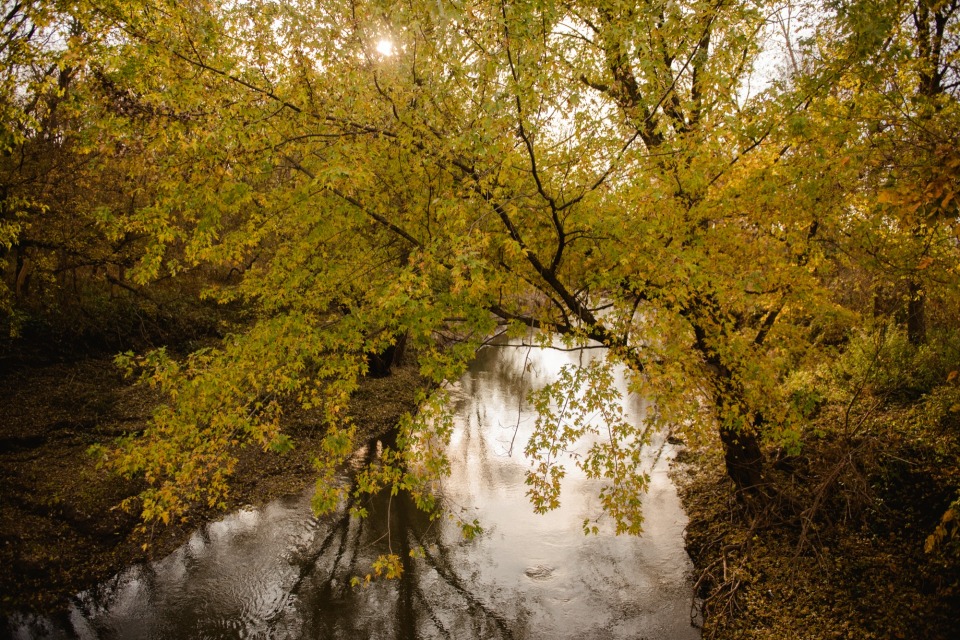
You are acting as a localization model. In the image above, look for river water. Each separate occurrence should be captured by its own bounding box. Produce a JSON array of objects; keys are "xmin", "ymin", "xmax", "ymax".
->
[{"xmin": 9, "ymin": 341, "xmax": 700, "ymax": 639}]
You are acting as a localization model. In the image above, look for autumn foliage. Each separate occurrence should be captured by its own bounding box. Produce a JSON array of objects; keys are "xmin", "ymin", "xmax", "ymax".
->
[{"xmin": 2, "ymin": 0, "xmax": 959, "ymax": 631}]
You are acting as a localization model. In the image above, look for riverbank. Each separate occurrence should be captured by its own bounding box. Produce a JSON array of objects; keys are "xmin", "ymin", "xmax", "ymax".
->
[
  {"xmin": 5, "ymin": 344, "xmax": 958, "ymax": 636},
  {"xmin": 0, "ymin": 350, "xmax": 426, "ymax": 614},
  {"xmin": 675, "ymin": 435, "xmax": 959, "ymax": 639},
  {"xmin": 4, "ymin": 337, "xmax": 702, "ymax": 640}
]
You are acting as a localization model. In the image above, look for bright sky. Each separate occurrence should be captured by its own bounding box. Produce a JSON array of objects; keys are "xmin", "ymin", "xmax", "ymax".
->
[{"xmin": 375, "ymin": 38, "xmax": 394, "ymax": 57}]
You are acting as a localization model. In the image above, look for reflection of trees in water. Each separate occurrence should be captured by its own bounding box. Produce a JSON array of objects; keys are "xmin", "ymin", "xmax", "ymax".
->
[
  {"xmin": 280, "ymin": 435, "xmax": 517, "ymax": 640},
  {"xmin": 469, "ymin": 342, "xmax": 604, "ymax": 459},
  {"xmin": 409, "ymin": 523, "xmax": 518, "ymax": 639}
]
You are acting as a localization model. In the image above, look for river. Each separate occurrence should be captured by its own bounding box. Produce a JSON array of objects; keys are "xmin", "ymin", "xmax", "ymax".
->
[{"xmin": 9, "ymin": 340, "xmax": 700, "ymax": 639}]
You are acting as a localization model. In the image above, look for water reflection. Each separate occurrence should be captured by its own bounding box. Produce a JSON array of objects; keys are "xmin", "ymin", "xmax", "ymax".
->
[{"xmin": 8, "ymin": 340, "xmax": 699, "ymax": 639}]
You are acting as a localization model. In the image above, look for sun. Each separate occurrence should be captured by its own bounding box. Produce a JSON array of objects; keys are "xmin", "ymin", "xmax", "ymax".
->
[{"xmin": 375, "ymin": 39, "xmax": 394, "ymax": 57}]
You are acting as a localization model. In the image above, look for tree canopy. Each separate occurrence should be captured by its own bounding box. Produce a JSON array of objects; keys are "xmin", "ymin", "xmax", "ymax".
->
[{"xmin": 2, "ymin": 0, "xmax": 958, "ymax": 541}]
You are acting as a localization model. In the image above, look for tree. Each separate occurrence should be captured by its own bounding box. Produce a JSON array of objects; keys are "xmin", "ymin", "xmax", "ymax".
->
[
  {"xmin": 0, "ymin": 0, "xmax": 218, "ymax": 345},
  {"xmin": 0, "ymin": 0, "xmax": 82, "ymax": 323},
  {"xmin": 72, "ymin": 0, "xmax": 955, "ymax": 533},
  {"xmin": 810, "ymin": 0, "xmax": 960, "ymax": 343}
]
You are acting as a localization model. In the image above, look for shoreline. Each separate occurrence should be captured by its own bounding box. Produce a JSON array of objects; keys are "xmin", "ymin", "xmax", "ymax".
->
[
  {"xmin": 5, "ymin": 348, "xmax": 957, "ymax": 638},
  {"xmin": 0, "ymin": 354, "xmax": 426, "ymax": 616}
]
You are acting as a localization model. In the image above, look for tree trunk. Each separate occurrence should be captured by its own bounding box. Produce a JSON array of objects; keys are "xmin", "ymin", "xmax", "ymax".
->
[
  {"xmin": 708, "ymin": 380, "xmax": 769, "ymax": 502},
  {"xmin": 907, "ymin": 279, "xmax": 926, "ymax": 345},
  {"xmin": 688, "ymin": 315, "xmax": 769, "ymax": 500},
  {"xmin": 718, "ymin": 421, "xmax": 766, "ymax": 499},
  {"xmin": 14, "ymin": 249, "xmax": 30, "ymax": 298},
  {"xmin": 366, "ymin": 330, "xmax": 408, "ymax": 378}
]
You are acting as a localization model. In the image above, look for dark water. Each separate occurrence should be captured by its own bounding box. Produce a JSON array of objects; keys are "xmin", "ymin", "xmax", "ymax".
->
[{"xmin": 8, "ymin": 342, "xmax": 700, "ymax": 639}]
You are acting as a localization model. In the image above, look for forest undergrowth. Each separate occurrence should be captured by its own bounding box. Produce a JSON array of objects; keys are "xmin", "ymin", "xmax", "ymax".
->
[{"xmin": 678, "ymin": 326, "xmax": 960, "ymax": 639}]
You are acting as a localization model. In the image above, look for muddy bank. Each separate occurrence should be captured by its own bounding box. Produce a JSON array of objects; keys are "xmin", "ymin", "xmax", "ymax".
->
[{"xmin": 0, "ymin": 351, "xmax": 426, "ymax": 615}]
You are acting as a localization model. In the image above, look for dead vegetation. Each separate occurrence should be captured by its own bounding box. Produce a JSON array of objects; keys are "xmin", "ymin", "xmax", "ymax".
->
[{"xmin": 677, "ymin": 407, "xmax": 960, "ymax": 639}]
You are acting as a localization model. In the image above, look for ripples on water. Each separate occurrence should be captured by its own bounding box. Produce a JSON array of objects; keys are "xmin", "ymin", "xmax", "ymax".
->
[{"xmin": 8, "ymin": 341, "xmax": 700, "ymax": 639}]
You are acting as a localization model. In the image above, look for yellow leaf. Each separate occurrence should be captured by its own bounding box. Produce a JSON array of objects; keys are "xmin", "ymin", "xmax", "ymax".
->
[{"xmin": 877, "ymin": 190, "xmax": 898, "ymax": 204}]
